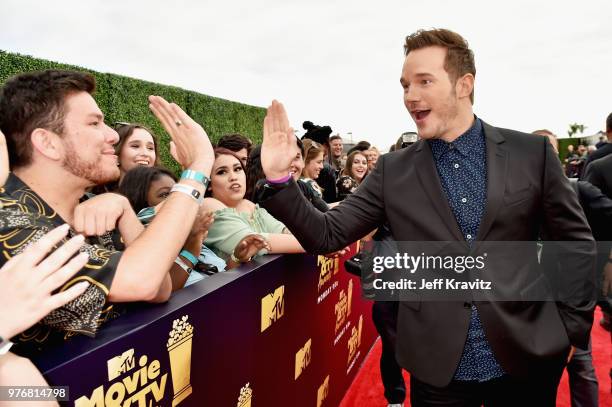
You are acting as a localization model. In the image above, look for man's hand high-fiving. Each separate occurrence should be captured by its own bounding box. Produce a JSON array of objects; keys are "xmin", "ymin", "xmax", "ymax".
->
[{"xmin": 261, "ymin": 100, "xmax": 300, "ymax": 180}]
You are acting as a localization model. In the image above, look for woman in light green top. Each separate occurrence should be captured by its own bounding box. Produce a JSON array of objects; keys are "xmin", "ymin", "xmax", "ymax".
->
[{"xmin": 203, "ymin": 148, "xmax": 306, "ymax": 264}]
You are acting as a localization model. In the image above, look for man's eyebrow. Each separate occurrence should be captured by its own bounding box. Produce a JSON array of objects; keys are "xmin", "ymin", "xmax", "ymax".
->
[
  {"xmin": 414, "ymin": 72, "xmax": 434, "ymax": 78},
  {"xmin": 87, "ymin": 113, "xmax": 104, "ymax": 120},
  {"xmin": 400, "ymin": 72, "xmax": 433, "ymax": 84}
]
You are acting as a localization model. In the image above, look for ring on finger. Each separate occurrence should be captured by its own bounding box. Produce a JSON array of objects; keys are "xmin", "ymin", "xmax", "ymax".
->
[{"xmin": 175, "ymin": 119, "xmax": 183, "ymax": 127}]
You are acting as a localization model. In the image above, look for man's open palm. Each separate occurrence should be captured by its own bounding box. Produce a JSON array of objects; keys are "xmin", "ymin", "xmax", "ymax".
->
[{"xmin": 261, "ymin": 100, "xmax": 300, "ymax": 180}]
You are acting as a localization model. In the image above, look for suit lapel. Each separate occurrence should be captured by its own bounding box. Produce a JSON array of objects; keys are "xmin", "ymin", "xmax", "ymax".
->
[
  {"xmin": 414, "ymin": 140, "xmax": 464, "ymax": 241},
  {"xmin": 476, "ymin": 122, "xmax": 507, "ymax": 241}
]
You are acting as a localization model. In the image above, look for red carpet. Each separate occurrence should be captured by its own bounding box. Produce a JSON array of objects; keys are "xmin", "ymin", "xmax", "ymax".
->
[{"xmin": 341, "ymin": 308, "xmax": 611, "ymax": 406}]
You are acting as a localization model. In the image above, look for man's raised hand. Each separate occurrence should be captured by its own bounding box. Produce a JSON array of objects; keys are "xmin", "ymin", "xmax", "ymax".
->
[
  {"xmin": 148, "ymin": 95, "xmax": 214, "ymax": 176},
  {"xmin": 261, "ymin": 100, "xmax": 300, "ymax": 180}
]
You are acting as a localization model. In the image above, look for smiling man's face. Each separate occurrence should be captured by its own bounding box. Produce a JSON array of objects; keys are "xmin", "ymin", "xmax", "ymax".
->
[
  {"xmin": 60, "ymin": 91, "xmax": 120, "ymax": 186},
  {"xmin": 401, "ymin": 46, "xmax": 463, "ymax": 141}
]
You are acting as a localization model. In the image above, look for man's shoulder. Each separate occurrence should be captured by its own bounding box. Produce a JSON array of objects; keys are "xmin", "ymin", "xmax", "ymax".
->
[
  {"xmin": 588, "ymin": 152, "xmax": 612, "ymax": 170},
  {"xmin": 0, "ymin": 175, "xmax": 55, "ymax": 232},
  {"xmin": 591, "ymin": 143, "xmax": 612, "ymax": 159},
  {"xmin": 3, "ymin": 173, "xmax": 31, "ymax": 196},
  {"xmin": 2, "ymin": 173, "xmax": 52, "ymax": 209},
  {"xmin": 480, "ymin": 122, "xmax": 554, "ymax": 162},
  {"xmin": 0, "ymin": 174, "xmax": 59, "ymax": 226},
  {"xmin": 382, "ymin": 141, "xmax": 420, "ymax": 164},
  {"xmin": 483, "ymin": 122, "xmax": 544, "ymax": 146}
]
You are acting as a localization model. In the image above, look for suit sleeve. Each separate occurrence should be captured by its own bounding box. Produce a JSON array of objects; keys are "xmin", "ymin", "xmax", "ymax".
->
[
  {"xmin": 296, "ymin": 180, "xmax": 329, "ymax": 212},
  {"xmin": 541, "ymin": 139, "xmax": 597, "ymax": 349},
  {"xmin": 261, "ymin": 155, "xmax": 387, "ymax": 254}
]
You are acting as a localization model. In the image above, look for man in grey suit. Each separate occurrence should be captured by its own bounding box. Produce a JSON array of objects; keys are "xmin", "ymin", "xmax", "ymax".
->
[{"xmin": 257, "ymin": 29, "xmax": 596, "ymax": 406}]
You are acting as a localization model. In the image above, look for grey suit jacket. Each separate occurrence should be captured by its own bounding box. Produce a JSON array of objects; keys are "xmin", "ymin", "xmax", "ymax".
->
[{"xmin": 262, "ymin": 121, "xmax": 596, "ymax": 386}]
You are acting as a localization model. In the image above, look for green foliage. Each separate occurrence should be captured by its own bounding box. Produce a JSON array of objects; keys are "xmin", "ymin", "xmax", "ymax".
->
[
  {"xmin": 0, "ymin": 50, "xmax": 265, "ymax": 174},
  {"xmin": 567, "ymin": 123, "xmax": 587, "ymax": 138}
]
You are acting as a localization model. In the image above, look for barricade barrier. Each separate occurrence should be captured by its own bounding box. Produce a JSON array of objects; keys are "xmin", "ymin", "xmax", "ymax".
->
[{"xmin": 35, "ymin": 250, "xmax": 377, "ymax": 406}]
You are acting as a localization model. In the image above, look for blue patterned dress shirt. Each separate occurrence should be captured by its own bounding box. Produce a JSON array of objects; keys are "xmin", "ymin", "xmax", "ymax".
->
[{"xmin": 429, "ymin": 117, "xmax": 505, "ymax": 382}]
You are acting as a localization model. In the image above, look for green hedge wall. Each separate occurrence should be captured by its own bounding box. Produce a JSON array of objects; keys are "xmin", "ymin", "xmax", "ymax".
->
[{"xmin": 0, "ymin": 50, "xmax": 265, "ymax": 174}]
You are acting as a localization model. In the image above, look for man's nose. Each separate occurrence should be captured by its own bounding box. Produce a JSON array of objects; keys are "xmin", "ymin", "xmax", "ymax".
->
[
  {"xmin": 106, "ymin": 125, "xmax": 120, "ymax": 145},
  {"xmin": 405, "ymin": 86, "xmax": 420, "ymax": 104}
]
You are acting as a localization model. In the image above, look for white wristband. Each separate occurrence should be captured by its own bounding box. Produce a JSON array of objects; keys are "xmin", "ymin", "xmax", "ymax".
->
[
  {"xmin": 171, "ymin": 183, "xmax": 203, "ymax": 205},
  {"xmin": 174, "ymin": 257, "xmax": 193, "ymax": 275}
]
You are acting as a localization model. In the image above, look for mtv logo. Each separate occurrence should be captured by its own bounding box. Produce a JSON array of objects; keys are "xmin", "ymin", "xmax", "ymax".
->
[
  {"xmin": 316, "ymin": 375, "xmax": 330, "ymax": 407},
  {"xmin": 294, "ymin": 338, "xmax": 312, "ymax": 380},
  {"xmin": 107, "ymin": 348, "xmax": 135, "ymax": 381},
  {"xmin": 261, "ymin": 285, "xmax": 285, "ymax": 332}
]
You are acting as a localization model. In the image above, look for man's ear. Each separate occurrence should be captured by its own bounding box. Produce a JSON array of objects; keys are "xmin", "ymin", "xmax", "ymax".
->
[
  {"xmin": 30, "ymin": 128, "xmax": 63, "ymax": 161},
  {"xmin": 456, "ymin": 73, "xmax": 475, "ymax": 100}
]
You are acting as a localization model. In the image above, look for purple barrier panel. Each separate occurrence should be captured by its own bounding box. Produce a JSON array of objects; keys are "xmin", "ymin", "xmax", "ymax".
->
[{"xmin": 35, "ymin": 251, "xmax": 377, "ymax": 407}]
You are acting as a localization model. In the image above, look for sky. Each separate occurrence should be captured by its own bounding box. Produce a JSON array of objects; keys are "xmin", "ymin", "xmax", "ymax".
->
[{"xmin": 1, "ymin": 0, "xmax": 611, "ymax": 151}]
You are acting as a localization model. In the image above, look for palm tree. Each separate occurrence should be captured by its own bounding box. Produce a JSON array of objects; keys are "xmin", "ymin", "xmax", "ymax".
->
[{"xmin": 567, "ymin": 123, "xmax": 587, "ymax": 138}]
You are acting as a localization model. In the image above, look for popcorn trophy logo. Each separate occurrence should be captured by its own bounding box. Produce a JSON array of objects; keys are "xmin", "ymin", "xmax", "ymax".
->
[
  {"xmin": 167, "ymin": 315, "xmax": 194, "ymax": 406},
  {"xmin": 347, "ymin": 315, "xmax": 363, "ymax": 365},
  {"xmin": 107, "ymin": 348, "xmax": 136, "ymax": 381},
  {"xmin": 316, "ymin": 375, "xmax": 330, "ymax": 407},
  {"xmin": 261, "ymin": 285, "xmax": 285, "ymax": 332},
  {"xmin": 294, "ymin": 338, "xmax": 312, "ymax": 380},
  {"xmin": 334, "ymin": 289, "xmax": 348, "ymax": 334},
  {"xmin": 236, "ymin": 383, "xmax": 253, "ymax": 407}
]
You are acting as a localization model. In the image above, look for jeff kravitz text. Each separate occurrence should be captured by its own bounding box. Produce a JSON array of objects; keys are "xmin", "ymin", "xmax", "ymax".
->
[{"xmin": 371, "ymin": 252, "xmax": 492, "ymax": 292}]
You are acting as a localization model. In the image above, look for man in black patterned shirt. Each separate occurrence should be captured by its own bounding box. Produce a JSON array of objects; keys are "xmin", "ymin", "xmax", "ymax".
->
[{"xmin": 0, "ymin": 69, "xmax": 215, "ymax": 354}]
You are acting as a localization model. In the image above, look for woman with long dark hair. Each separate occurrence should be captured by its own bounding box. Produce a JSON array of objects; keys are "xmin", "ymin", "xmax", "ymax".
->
[
  {"xmin": 203, "ymin": 148, "xmax": 306, "ymax": 263},
  {"xmin": 336, "ymin": 150, "xmax": 369, "ymax": 200}
]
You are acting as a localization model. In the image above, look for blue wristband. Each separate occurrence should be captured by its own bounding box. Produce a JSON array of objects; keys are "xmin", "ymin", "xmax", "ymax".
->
[
  {"xmin": 181, "ymin": 169, "xmax": 210, "ymax": 187},
  {"xmin": 180, "ymin": 249, "xmax": 199, "ymax": 266}
]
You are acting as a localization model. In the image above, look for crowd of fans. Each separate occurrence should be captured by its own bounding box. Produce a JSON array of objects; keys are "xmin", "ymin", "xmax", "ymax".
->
[
  {"xmin": 0, "ymin": 68, "xmax": 610, "ymax": 407},
  {"xmin": 0, "ymin": 69, "xmax": 359, "ymax": 405}
]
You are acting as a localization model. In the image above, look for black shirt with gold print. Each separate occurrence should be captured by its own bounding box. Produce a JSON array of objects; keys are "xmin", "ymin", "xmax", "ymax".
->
[{"xmin": 0, "ymin": 174, "xmax": 123, "ymax": 355}]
